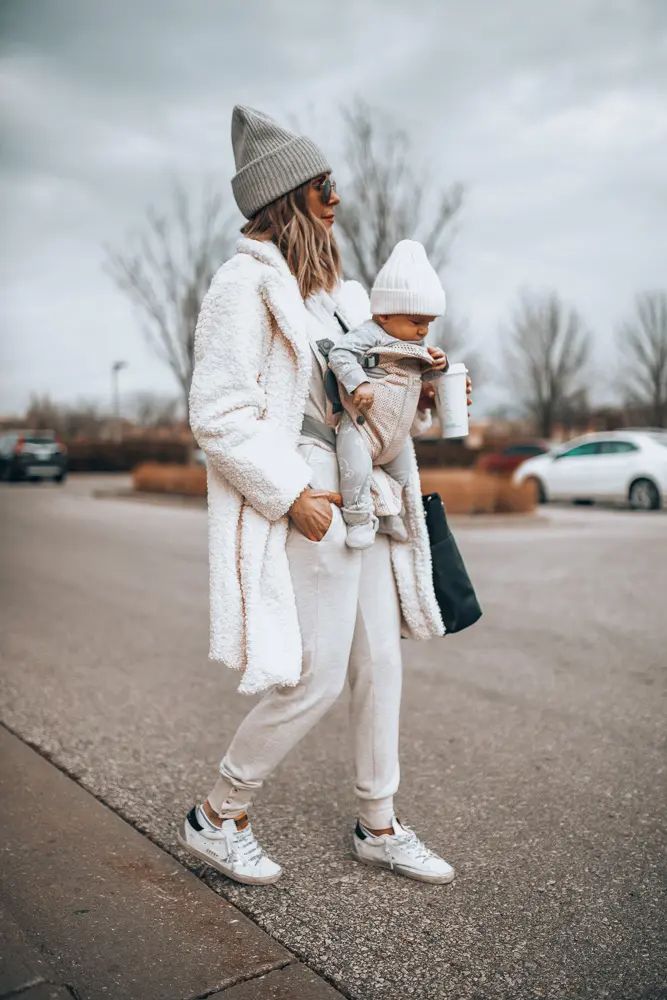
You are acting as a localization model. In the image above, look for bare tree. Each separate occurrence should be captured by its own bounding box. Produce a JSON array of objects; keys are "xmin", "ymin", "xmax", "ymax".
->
[
  {"xmin": 23, "ymin": 394, "xmax": 62, "ymax": 432},
  {"xmin": 333, "ymin": 100, "xmax": 480, "ymax": 381},
  {"xmin": 105, "ymin": 181, "xmax": 234, "ymax": 420},
  {"xmin": 24, "ymin": 394, "xmax": 107, "ymax": 440},
  {"xmin": 126, "ymin": 391, "xmax": 181, "ymax": 429},
  {"xmin": 503, "ymin": 291, "xmax": 591, "ymax": 438},
  {"xmin": 617, "ymin": 291, "xmax": 667, "ymax": 428},
  {"xmin": 427, "ymin": 310, "xmax": 484, "ymax": 382},
  {"xmin": 335, "ymin": 100, "xmax": 463, "ymax": 289}
]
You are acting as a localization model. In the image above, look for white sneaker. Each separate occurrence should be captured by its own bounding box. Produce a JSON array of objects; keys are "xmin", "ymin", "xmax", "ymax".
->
[
  {"xmin": 177, "ymin": 806, "xmax": 282, "ymax": 885},
  {"xmin": 352, "ymin": 816, "xmax": 455, "ymax": 884}
]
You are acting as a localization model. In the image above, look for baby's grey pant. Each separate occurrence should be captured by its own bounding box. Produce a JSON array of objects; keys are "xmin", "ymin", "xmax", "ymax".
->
[{"xmin": 337, "ymin": 412, "xmax": 413, "ymax": 521}]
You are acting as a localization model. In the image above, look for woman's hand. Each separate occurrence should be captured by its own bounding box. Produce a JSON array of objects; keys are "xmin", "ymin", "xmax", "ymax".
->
[
  {"xmin": 418, "ymin": 346, "xmax": 449, "ymax": 411},
  {"xmin": 288, "ymin": 488, "xmax": 342, "ymax": 542},
  {"xmin": 417, "ymin": 372, "xmax": 473, "ymax": 411}
]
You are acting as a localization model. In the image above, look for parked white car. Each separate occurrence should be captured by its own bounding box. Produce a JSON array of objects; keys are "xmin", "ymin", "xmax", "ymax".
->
[{"xmin": 513, "ymin": 430, "xmax": 667, "ymax": 510}]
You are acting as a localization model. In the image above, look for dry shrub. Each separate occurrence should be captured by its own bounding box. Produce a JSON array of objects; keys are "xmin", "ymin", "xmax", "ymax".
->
[
  {"xmin": 420, "ymin": 468, "xmax": 536, "ymax": 514},
  {"xmin": 420, "ymin": 469, "xmax": 496, "ymax": 514},
  {"xmin": 133, "ymin": 462, "xmax": 206, "ymax": 497},
  {"xmin": 131, "ymin": 462, "xmax": 536, "ymax": 514},
  {"xmin": 495, "ymin": 477, "xmax": 537, "ymax": 513}
]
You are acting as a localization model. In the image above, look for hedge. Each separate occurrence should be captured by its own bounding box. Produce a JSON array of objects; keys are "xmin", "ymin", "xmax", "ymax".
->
[
  {"xmin": 132, "ymin": 462, "xmax": 536, "ymax": 514},
  {"xmin": 133, "ymin": 462, "xmax": 206, "ymax": 496},
  {"xmin": 420, "ymin": 468, "xmax": 537, "ymax": 514},
  {"xmin": 67, "ymin": 439, "xmax": 190, "ymax": 472}
]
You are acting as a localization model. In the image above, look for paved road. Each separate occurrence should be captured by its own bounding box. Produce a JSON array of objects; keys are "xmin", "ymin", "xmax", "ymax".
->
[{"xmin": 1, "ymin": 475, "xmax": 665, "ymax": 1000}]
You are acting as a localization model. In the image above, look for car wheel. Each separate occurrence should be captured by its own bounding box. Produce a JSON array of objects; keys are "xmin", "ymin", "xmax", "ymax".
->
[
  {"xmin": 527, "ymin": 476, "xmax": 547, "ymax": 504},
  {"xmin": 628, "ymin": 478, "xmax": 660, "ymax": 511},
  {"xmin": 54, "ymin": 472, "xmax": 67, "ymax": 483}
]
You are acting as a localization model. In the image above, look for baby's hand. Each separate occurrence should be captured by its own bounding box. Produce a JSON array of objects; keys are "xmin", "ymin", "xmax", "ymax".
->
[
  {"xmin": 352, "ymin": 382, "xmax": 374, "ymax": 412},
  {"xmin": 426, "ymin": 345, "xmax": 449, "ymax": 372}
]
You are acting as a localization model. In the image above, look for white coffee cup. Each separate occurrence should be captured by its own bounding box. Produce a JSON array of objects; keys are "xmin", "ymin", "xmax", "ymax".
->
[{"xmin": 434, "ymin": 362, "xmax": 469, "ymax": 439}]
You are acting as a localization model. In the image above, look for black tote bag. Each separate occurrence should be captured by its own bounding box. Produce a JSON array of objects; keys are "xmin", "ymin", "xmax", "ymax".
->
[{"xmin": 422, "ymin": 492, "xmax": 482, "ymax": 634}]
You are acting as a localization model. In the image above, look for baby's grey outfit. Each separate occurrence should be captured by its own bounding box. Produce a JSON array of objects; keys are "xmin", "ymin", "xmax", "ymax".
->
[{"xmin": 328, "ymin": 320, "xmax": 435, "ymax": 526}]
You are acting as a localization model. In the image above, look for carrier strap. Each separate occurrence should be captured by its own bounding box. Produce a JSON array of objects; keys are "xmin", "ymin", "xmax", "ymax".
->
[{"xmin": 300, "ymin": 414, "xmax": 337, "ymax": 448}]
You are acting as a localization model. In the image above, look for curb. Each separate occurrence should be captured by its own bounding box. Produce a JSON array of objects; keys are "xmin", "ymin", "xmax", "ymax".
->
[{"xmin": 0, "ymin": 725, "xmax": 347, "ymax": 1000}]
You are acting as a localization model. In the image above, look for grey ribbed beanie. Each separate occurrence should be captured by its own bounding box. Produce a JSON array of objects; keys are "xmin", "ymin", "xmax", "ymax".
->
[{"xmin": 231, "ymin": 105, "xmax": 331, "ymax": 219}]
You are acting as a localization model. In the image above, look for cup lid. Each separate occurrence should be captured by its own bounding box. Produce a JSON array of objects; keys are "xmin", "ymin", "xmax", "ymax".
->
[{"xmin": 445, "ymin": 362, "xmax": 468, "ymax": 375}]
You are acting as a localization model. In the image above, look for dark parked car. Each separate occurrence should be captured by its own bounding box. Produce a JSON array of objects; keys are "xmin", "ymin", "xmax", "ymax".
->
[
  {"xmin": 476, "ymin": 441, "xmax": 548, "ymax": 475},
  {"xmin": 0, "ymin": 430, "xmax": 68, "ymax": 482}
]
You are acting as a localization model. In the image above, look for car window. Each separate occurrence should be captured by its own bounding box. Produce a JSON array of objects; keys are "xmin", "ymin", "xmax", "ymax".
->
[
  {"xmin": 598, "ymin": 440, "xmax": 639, "ymax": 454},
  {"xmin": 557, "ymin": 442, "xmax": 600, "ymax": 458},
  {"xmin": 504, "ymin": 445, "xmax": 543, "ymax": 456}
]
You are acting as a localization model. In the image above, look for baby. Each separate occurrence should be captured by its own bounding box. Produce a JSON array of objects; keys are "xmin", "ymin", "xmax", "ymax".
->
[{"xmin": 328, "ymin": 240, "xmax": 446, "ymax": 549}]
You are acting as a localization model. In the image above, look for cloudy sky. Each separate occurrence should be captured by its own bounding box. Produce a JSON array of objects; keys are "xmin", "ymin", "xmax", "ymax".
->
[{"xmin": 1, "ymin": 0, "xmax": 666, "ymax": 416}]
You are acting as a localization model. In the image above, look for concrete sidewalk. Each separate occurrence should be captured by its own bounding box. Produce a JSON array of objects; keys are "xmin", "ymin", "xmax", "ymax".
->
[{"xmin": 0, "ymin": 726, "xmax": 345, "ymax": 1000}]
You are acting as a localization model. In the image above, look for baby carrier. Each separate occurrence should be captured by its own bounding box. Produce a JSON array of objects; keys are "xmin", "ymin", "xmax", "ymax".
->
[{"xmin": 316, "ymin": 313, "xmax": 434, "ymax": 435}]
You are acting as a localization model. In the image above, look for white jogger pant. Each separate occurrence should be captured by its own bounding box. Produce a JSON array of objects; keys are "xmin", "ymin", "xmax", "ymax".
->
[{"xmin": 207, "ymin": 438, "xmax": 404, "ymax": 829}]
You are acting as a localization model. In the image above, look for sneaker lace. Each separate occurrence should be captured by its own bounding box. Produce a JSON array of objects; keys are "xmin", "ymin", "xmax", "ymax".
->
[
  {"xmin": 383, "ymin": 825, "xmax": 437, "ymax": 868},
  {"xmin": 227, "ymin": 824, "xmax": 265, "ymax": 868}
]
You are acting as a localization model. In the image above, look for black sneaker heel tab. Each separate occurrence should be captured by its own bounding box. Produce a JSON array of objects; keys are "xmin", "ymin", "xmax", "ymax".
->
[
  {"xmin": 187, "ymin": 806, "xmax": 204, "ymax": 832},
  {"xmin": 355, "ymin": 819, "xmax": 368, "ymax": 840}
]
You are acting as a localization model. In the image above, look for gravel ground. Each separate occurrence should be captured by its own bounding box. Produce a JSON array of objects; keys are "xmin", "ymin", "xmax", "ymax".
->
[{"xmin": 1, "ymin": 475, "xmax": 665, "ymax": 1000}]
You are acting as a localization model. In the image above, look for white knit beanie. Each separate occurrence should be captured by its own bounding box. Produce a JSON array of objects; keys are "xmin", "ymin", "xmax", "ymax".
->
[
  {"xmin": 370, "ymin": 240, "xmax": 446, "ymax": 316},
  {"xmin": 231, "ymin": 105, "xmax": 331, "ymax": 219}
]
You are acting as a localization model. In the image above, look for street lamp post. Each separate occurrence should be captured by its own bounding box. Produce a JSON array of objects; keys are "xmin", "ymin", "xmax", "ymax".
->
[{"xmin": 111, "ymin": 360, "xmax": 128, "ymax": 441}]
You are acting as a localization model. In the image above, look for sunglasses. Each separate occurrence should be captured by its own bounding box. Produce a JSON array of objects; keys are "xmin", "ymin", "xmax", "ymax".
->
[{"xmin": 313, "ymin": 175, "xmax": 337, "ymax": 205}]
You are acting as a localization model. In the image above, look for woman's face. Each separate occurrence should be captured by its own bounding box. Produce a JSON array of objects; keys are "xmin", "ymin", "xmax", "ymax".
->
[{"xmin": 305, "ymin": 173, "xmax": 340, "ymax": 229}]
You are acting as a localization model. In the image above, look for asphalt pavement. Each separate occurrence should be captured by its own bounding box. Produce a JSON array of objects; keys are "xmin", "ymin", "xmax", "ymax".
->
[{"xmin": 1, "ymin": 474, "xmax": 665, "ymax": 1000}]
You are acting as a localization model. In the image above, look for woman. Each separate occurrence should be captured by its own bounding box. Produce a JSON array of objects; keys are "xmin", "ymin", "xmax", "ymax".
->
[{"xmin": 180, "ymin": 105, "xmax": 471, "ymax": 885}]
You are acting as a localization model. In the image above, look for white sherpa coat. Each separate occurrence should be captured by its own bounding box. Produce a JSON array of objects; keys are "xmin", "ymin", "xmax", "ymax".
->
[{"xmin": 189, "ymin": 237, "xmax": 444, "ymax": 695}]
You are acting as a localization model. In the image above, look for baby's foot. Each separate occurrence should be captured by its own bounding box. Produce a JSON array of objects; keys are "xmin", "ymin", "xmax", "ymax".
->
[
  {"xmin": 378, "ymin": 514, "xmax": 408, "ymax": 542},
  {"xmin": 345, "ymin": 519, "xmax": 378, "ymax": 550}
]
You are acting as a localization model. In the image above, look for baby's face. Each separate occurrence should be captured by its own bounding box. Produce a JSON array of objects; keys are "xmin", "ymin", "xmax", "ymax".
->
[{"xmin": 374, "ymin": 314, "xmax": 436, "ymax": 342}]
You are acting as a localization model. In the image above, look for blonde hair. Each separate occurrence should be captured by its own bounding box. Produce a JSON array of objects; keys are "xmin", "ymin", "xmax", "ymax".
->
[{"xmin": 241, "ymin": 181, "xmax": 341, "ymax": 299}]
